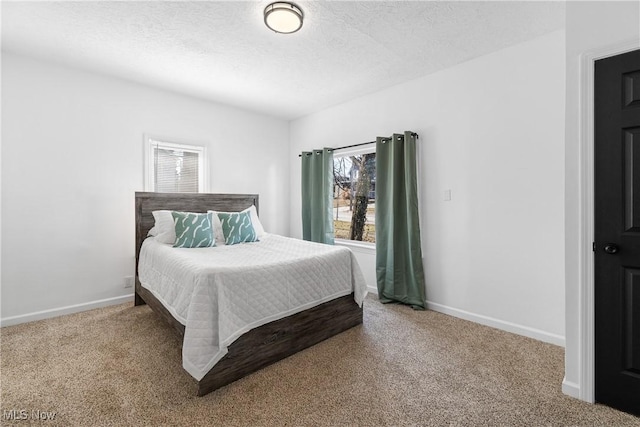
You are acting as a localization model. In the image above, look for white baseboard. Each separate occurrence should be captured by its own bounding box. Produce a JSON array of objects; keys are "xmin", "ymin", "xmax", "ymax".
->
[
  {"xmin": 367, "ymin": 285, "xmax": 565, "ymax": 347},
  {"xmin": 0, "ymin": 294, "xmax": 135, "ymax": 327},
  {"xmin": 425, "ymin": 300, "xmax": 565, "ymax": 347},
  {"xmin": 562, "ymin": 377, "xmax": 581, "ymax": 399},
  {"xmin": 427, "ymin": 301, "xmax": 565, "ymax": 347}
]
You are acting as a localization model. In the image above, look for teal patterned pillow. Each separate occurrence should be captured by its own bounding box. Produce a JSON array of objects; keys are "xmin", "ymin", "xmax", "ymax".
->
[
  {"xmin": 217, "ymin": 211, "xmax": 258, "ymax": 245},
  {"xmin": 172, "ymin": 212, "xmax": 215, "ymax": 248}
]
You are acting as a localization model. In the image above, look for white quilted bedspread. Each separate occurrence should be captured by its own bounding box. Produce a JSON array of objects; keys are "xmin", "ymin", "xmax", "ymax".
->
[{"xmin": 138, "ymin": 234, "xmax": 367, "ymax": 381}]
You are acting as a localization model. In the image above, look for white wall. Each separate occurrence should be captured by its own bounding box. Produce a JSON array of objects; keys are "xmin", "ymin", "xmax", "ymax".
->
[
  {"xmin": 1, "ymin": 52, "xmax": 290, "ymax": 323},
  {"xmin": 563, "ymin": 1, "xmax": 640, "ymax": 400},
  {"xmin": 290, "ymin": 30, "xmax": 566, "ymax": 345}
]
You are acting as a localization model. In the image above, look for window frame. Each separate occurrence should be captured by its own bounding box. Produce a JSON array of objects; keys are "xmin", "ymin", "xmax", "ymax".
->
[
  {"xmin": 332, "ymin": 144, "xmax": 377, "ymax": 249},
  {"xmin": 143, "ymin": 134, "xmax": 209, "ymax": 193}
]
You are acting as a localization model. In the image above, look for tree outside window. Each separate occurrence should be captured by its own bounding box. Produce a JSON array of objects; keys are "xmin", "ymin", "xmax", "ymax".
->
[{"xmin": 333, "ymin": 151, "xmax": 376, "ymax": 243}]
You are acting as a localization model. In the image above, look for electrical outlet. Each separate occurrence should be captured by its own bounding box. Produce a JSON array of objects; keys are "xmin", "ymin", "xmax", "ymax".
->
[{"xmin": 124, "ymin": 276, "xmax": 134, "ymax": 288}]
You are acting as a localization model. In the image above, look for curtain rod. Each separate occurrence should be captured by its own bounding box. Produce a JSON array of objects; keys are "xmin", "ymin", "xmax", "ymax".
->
[{"xmin": 298, "ymin": 132, "xmax": 419, "ymax": 157}]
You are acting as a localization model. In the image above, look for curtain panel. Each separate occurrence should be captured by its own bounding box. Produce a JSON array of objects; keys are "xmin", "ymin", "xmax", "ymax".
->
[
  {"xmin": 301, "ymin": 148, "xmax": 335, "ymax": 245},
  {"xmin": 375, "ymin": 131, "xmax": 426, "ymax": 309}
]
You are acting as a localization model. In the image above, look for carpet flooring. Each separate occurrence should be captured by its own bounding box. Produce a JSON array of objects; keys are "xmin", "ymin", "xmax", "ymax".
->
[{"xmin": 1, "ymin": 295, "xmax": 638, "ymax": 426}]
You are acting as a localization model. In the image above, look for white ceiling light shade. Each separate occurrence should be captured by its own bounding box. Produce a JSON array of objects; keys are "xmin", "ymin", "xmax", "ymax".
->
[{"xmin": 264, "ymin": 2, "xmax": 303, "ymax": 34}]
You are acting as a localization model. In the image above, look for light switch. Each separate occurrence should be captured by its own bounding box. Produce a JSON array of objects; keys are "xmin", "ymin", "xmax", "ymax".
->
[{"xmin": 444, "ymin": 189, "xmax": 451, "ymax": 201}]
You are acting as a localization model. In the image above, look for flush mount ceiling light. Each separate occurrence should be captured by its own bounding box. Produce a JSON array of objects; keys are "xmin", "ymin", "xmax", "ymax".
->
[{"xmin": 264, "ymin": 2, "xmax": 304, "ymax": 34}]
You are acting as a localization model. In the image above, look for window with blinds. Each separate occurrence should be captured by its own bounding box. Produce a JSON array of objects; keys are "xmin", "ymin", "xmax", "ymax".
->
[{"xmin": 145, "ymin": 137, "xmax": 207, "ymax": 193}]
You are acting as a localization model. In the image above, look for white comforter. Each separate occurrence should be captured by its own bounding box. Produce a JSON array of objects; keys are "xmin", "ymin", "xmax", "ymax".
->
[{"xmin": 138, "ymin": 234, "xmax": 367, "ymax": 381}]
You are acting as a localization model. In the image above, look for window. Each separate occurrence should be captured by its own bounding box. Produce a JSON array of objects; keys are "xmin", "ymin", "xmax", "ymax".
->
[
  {"xmin": 332, "ymin": 147, "xmax": 376, "ymax": 244},
  {"xmin": 144, "ymin": 136, "xmax": 208, "ymax": 193}
]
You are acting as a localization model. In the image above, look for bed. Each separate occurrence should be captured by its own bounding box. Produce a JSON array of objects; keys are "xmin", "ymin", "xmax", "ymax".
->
[{"xmin": 134, "ymin": 192, "xmax": 366, "ymax": 396}]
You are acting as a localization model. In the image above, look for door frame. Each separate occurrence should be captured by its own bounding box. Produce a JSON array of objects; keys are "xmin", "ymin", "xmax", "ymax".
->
[{"xmin": 576, "ymin": 39, "xmax": 640, "ymax": 403}]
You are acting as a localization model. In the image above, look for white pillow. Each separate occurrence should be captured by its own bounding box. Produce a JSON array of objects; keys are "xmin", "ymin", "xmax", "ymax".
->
[
  {"xmin": 212, "ymin": 213, "xmax": 226, "ymax": 246},
  {"xmin": 208, "ymin": 205, "xmax": 265, "ymax": 241},
  {"xmin": 149, "ymin": 210, "xmax": 176, "ymax": 244},
  {"xmin": 246, "ymin": 205, "xmax": 266, "ymax": 238}
]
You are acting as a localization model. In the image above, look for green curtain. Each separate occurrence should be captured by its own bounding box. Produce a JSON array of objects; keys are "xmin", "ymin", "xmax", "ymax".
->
[
  {"xmin": 375, "ymin": 131, "xmax": 426, "ymax": 309},
  {"xmin": 301, "ymin": 148, "xmax": 335, "ymax": 245}
]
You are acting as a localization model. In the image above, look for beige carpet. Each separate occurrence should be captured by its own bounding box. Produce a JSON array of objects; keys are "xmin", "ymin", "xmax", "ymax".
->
[{"xmin": 1, "ymin": 295, "xmax": 638, "ymax": 427}]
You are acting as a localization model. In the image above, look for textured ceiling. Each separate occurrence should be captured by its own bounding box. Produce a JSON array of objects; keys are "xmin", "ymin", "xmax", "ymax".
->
[{"xmin": 1, "ymin": 1, "xmax": 565, "ymax": 120}]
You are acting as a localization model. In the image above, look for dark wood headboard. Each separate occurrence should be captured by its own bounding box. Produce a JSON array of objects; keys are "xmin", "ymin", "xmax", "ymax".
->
[{"xmin": 134, "ymin": 192, "xmax": 259, "ymax": 270}]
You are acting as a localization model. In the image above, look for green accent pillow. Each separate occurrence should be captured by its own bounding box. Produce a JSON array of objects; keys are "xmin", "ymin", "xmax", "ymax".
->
[
  {"xmin": 217, "ymin": 211, "xmax": 258, "ymax": 245},
  {"xmin": 172, "ymin": 211, "xmax": 215, "ymax": 248}
]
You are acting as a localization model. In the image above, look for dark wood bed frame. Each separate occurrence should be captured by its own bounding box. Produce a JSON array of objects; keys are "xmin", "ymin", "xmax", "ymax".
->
[{"xmin": 134, "ymin": 192, "xmax": 363, "ymax": 396}]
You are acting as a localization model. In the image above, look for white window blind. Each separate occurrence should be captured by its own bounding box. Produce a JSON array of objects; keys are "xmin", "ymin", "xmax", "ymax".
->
[{"xmin": 145, "ymin": 137, "xmax": 207, "ymax": 193}]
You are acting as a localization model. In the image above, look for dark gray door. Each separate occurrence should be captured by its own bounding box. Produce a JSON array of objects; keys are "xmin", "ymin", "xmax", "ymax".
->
[{"xmin": 594, "ymin": 48, "xmax": 640, "ymax": 416}]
